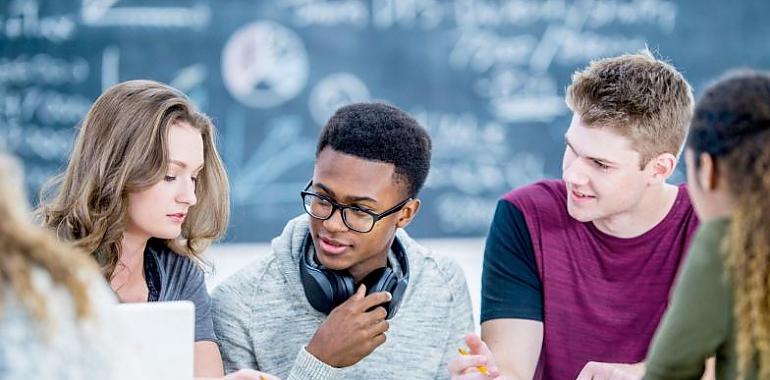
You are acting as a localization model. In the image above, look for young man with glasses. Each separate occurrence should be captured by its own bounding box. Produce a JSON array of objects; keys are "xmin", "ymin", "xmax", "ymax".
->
[{"xmin": 212, "ymin": 102, "xmax": 474, "ymax": 380}]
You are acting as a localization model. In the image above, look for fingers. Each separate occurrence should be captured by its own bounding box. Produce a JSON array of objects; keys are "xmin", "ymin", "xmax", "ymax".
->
[
  {"xmin": 452, "ymin": 373, "xmax": 490, "ymax": 380},
  {"xmin": 449, "ymin": 354, "xmax": 489, "ymax": 375},
  {"xmin": 361, "ymin": 331, "xmax": 387, "ymax": 353},
  {"xmin": 462, "ymin": 332, "xmax": 498, "ymax": 376},
  {"xmin": 352, "ymin": 284, "xmax": 366, "ymax": 301},
  {"xmin": 364, "ymin": 305, "xmax": 388, "ymax": 321},
  {"xmin": 226, "ymin": 369, "xmax": 282, "ymax": 380},
  {"xmin": 367, "ymin": 316, "xmax": 389, "ymax": 336},
  {"xmin": 357, "ymin": 290, "xmax": 392, "ymax": 312},
  {"xmin": 466, "ymin": 333, "xmax": 485, "ymax": 354}
]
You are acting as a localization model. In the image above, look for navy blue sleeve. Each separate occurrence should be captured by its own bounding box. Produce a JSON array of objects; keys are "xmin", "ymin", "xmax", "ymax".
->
[{"xmin": 480, "ymin": 199, "xmax": 543, "ymax": 323}]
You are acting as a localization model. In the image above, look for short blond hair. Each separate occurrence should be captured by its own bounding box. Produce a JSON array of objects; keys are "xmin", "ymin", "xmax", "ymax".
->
[{"xmin": 566, "ymin": 50, "xmax": 694, "ymax": 167}]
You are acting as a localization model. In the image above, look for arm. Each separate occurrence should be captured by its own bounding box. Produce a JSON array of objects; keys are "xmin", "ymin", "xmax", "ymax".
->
[
  {"xmin": 181, "ymin": 262, "xmax": 234, "ymax": 376},
  {"xmin": 449, "ymin": 200, "xmax": 544, "ymax": 379},
  {"xmin": 436, "ymin": 257, "xmax": 476, "ymax": 380},
  {"xmin": 482, "ymin": 319, "xmax": 542, "ymax": 380},
  {"xmin": 482, "ymin": 201, "xmax": 544, "ymax": 379},
  {"xmin": 195, "ymin": 341, "xmax": 225, "ymax": 376},
  {"xmin": 211, "ymin": 283, "xmax": 260, "ymax": 373},
  {"xmin": 643, "ymin": 224, "xmax": 730, "ymax": 380},
  {"xmin": 195, "ymin": 342, "xmax": 280, "ymax": 380}
]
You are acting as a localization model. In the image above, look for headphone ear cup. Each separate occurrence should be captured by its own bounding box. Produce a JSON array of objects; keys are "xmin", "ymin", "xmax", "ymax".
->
[
  {"xmin": 299, "ymin": 234, "xmax": 354, "ymax": 315},
  {"xmin": 299, "ymin": 255, "xmax": 336, "ymax": 314},
  {"xmin": 330, "ymin": 272, "xmax": 356, "ymax": 308},
  {"xmin": 388, "ymin": 278, "xmax": 407, "ymax": 319},
  {"xmin": 361, "ymin": 267, "xmax": 394, "ymax": 294},
  {"xmin": 360, "ymin": 267, "xmax": 399, "ymax": 317}
]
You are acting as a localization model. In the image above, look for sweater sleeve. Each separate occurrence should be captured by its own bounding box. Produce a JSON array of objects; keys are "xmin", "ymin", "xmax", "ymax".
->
[
  {"xmin": 211, "ymin": 280, "xmax": 259, "ymax": 373},
  {"xmin": 435, "ymin": 256, "xmax": 475, "ymax": 380},
  {"xmin": 286, "ymin": 346, "xmax": 344, "ymax": 380}
]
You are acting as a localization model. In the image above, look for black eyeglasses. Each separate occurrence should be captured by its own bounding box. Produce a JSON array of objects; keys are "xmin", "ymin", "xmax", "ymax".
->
[{"xmin": 300, "ymin": 181, "xmax": 413, "ymax": 233}]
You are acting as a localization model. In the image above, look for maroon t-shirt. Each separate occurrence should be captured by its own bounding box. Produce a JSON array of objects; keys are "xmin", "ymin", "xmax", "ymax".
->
[{"xmin": 502, "ymin": 180, "xmax": 698, "ymax": 379}]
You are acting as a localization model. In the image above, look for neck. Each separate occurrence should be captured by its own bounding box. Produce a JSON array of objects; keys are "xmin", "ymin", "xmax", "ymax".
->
[
  {"xmin": 111, "ymin": 231, "xmax": 148, "ymax": 292},
  {"xmin": 697, "ymin": 189, "xmax": 735, "ymax": 222},
  {"xmin": 348, "ymin": 253, "xmax": 388, "ymax": 284},
  {"xmin": 592, "ymin": 183, "xmax": 679, "ymax": 238}
]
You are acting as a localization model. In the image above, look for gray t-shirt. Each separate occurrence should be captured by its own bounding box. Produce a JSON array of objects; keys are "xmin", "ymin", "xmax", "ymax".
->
[{"xmin": 145, "ymin": 238, "xmax": 216, "ymax": 342}]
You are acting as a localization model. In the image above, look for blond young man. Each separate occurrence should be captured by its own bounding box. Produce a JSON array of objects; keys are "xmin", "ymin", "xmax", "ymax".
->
[{"xmin": 449, "ymin": 51, "xmax": 698, "ymax": 380}]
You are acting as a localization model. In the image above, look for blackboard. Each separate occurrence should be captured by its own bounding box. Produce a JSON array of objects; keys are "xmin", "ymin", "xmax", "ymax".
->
[{"xmin": 2, "ymin": 0, "xmax": 769, "ymax": 242}]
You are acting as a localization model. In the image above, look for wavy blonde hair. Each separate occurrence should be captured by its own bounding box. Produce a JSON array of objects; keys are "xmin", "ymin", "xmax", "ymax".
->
[
  {"xmin": 0, "ymin": 153, "xmax": 95, "ymax": 328},
  {"xmin": 38, "ymin": 80, "xmax": 229, "ymax": 280},
  {"xmin": 688, "ymin": 70, "xmax": 770, "ymax": 379}
]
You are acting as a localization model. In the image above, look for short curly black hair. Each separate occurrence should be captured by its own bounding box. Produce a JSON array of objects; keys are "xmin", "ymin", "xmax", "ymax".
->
[{"xmin": 316, "ymin": 102, "xmax": 432, "ymax": 196}]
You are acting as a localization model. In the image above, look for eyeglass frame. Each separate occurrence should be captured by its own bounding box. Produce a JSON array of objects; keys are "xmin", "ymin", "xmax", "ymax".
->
[{"xmin": 300, "ymin": 180, "xmax": 414, "ymax": 233}]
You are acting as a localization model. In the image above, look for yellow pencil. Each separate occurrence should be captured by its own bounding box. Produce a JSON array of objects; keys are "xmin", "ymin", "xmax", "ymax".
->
[{"xmin": 458, "ymin": 348, "xmax": 489, "ymax": 376}]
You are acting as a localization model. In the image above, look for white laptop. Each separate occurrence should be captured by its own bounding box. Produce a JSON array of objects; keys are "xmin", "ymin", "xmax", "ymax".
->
[{"xmin": 112, "ymin": 301, "xmax": 195, "ymax": 380}]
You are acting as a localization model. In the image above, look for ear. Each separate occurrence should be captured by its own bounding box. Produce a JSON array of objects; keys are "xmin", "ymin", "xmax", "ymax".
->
[
  {"xmin": 395, "ymin": 198, "xmax": 421, "ymax": 229},
  {"xmin": 647, "ymin": 152, "xmax": 677, "ymax": 184},
  {"xmin": 697, "ymin": 152, "xmax": 719, "ymax": 191}
]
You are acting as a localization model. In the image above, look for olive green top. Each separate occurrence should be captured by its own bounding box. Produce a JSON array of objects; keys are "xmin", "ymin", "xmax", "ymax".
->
[{"xmin": 645, "ymin": 218, "xmax": 757, "ymax": 380}]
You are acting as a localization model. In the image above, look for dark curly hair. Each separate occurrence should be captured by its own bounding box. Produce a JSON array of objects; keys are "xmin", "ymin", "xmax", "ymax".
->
[
  {"xmin": 687, "ymin": 70, "xmax": 770, "ymax": 380},
  {"xmin": 316, "ymin": 102, "xmax": 432, "ymax": 196}
]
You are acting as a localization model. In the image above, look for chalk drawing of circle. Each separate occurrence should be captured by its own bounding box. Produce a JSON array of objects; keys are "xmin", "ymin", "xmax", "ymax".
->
[
  {"xmin": 309, "ymin": 73, "xmax": 371, "ymax": 126},
  {"xmin": 222, "ymin": 21, "xmax": 309, "ymax": 108}
]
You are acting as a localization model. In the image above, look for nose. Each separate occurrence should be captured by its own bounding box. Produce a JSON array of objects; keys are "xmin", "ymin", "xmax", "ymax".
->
[
  {"xmin": 176, "ymin": 177, "xmax": 198, "ymax": 206},
  {"xmin": 562, "ymin": 157, "xmax": 589, "ymax": 187},
  {"xmin": 322, "ymin": 207, "xmax": 349, "ymax": 233}
]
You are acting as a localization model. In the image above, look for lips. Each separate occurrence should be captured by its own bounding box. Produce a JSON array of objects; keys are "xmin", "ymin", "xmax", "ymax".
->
[
  {"xmin": 166, "ymin": 212, "xmax": 187, "ymax": 223},
  {"xmin": 569, "ymin": 188, "xmax": 596, "ymax": 202},
  {"xmin": 317, "ymin": 235, "xmax": 351, "ymax": 255}
]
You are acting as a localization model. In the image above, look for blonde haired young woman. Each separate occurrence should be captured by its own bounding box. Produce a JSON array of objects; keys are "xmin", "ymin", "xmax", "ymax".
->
[
  {"xmin": 39, "ymin": 80, "xmax": 277, "ymax": 380},
  {"xmin": 0, "ymin": 153, "xmax": 115, "ymax": 378}
]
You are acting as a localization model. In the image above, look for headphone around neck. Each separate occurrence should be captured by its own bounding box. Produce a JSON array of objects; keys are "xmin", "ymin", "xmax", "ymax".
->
[{"xmin": 299, "ymin": 232, "xmax": 409, "ymax": 319}]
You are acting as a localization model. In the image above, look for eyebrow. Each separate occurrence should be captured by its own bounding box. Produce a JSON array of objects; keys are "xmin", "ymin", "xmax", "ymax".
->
[
  {"xmin": 170, "ymin": 160, "xmax": 204, "ymax": 172},
  {"xmin": 564, "ymin": 137, "xmax": 616, "ymax": 166},
  {"xmin": 314, "ymin": 182, "xmax": 378, "ymax": 204}
]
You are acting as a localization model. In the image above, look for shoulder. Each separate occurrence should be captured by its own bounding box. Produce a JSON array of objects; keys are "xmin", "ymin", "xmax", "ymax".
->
[
  {"xmin": 214, "ymin": 216, "xmax": 310, "ymax": 312},
  {"xmin": 489, "ymin": 199, "xmax": 527, "ymax": 230},
  {"xmin": 212, "ymin": 254, "xmax": 281, "ymax": 309},
  {"xmin": 147, "ymin": 240, "xmax": 213, "ymax": 306},
  {"xmin": 28, "ymin": 266, "xmax": 114, "ymax": 312},
  {"xmin": 674, "ymin": 183, "xmax": 698, "ymax": 220},
  {"xmin": 396, "ymin": 231, "xmax": 468, "ymax": 293},
  {"xmin": 0, "ymin": 268, "xmax": 115, "ymax": 378},
  {"xmin": 686, "ymin": 220, "xmax": 728, "ymax": 271},
  {"xmin": 500, "ymin": 180, "xmax": 571, "ymax": 233},
  {"xmin": 148, "ymin": 239, "xmax": 202, "ymax": 275},
  {"xmin": 502, "ymin": 179, "xmax": 566, "ymax": 212}
]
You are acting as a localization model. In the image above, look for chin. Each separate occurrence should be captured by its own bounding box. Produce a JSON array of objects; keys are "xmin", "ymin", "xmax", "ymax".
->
[
  {"xmin": 153, "ymin": 228, "xmax": 182, "ymax": 240},
  {"xmin": 316, "ymin": 252, "xmax": 353, "ymax": 271},
  {"xmin": 566, "ymin": 204, "xmax": 597, "ymax": 223}
]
